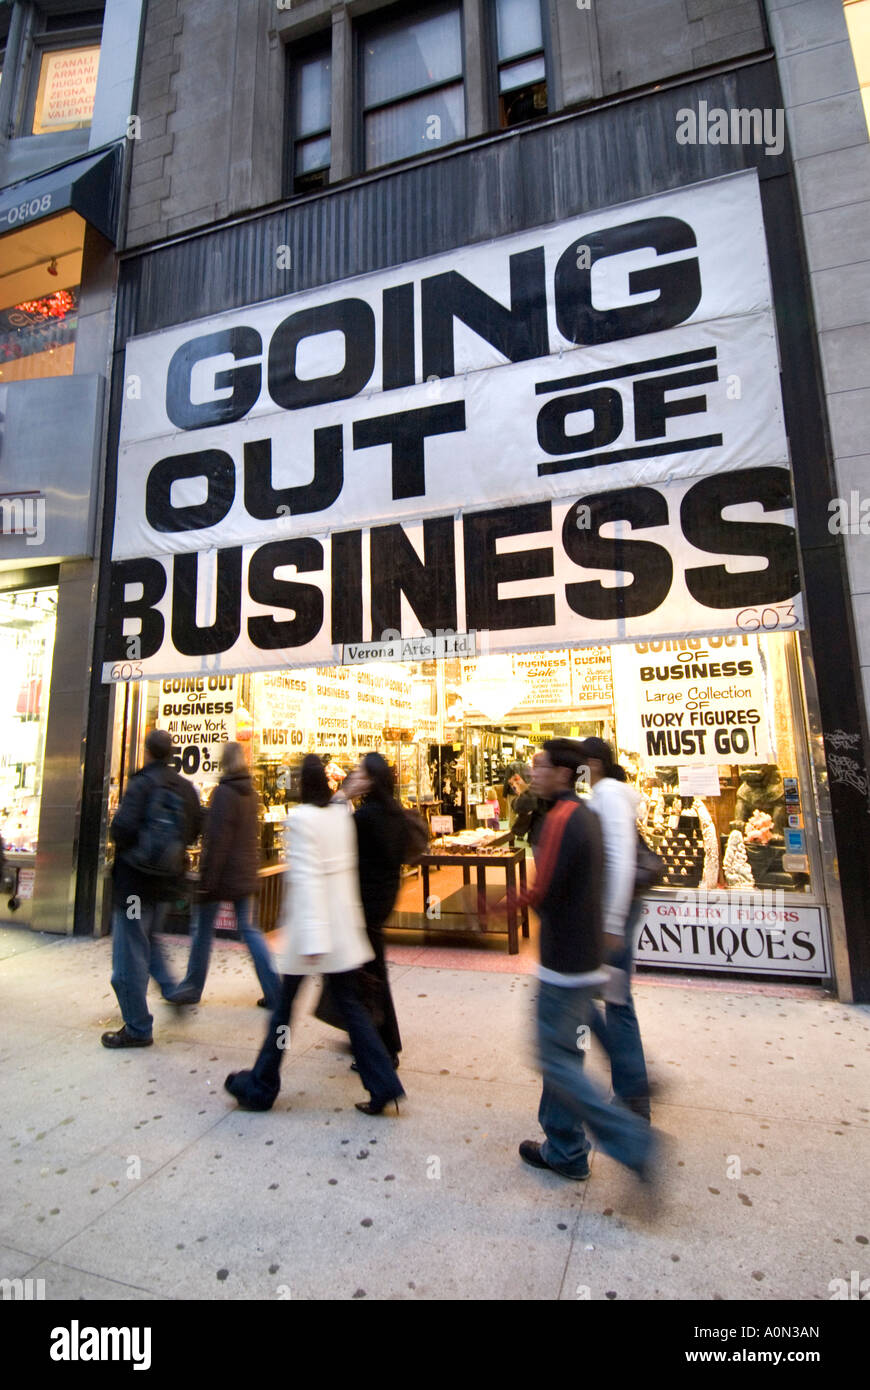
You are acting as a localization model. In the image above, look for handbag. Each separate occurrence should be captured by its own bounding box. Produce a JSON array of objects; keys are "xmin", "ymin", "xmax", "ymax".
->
[
  {"xmin": 314, "ymin": 967, "xmax": 386, "ymax": 1032},
  {"xmin": 635, "ymin": 829, "xmax": 665, "ymax": 892}
]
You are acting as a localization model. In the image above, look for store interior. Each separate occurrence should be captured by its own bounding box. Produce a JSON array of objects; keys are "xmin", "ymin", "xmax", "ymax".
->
[{"xmin": 104, "ymin": 630, "xmax": 817, "ymax": 945}]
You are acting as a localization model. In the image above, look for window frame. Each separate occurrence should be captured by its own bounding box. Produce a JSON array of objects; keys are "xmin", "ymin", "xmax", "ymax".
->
[
  {"xmin": 487, "ymin": 0, "xmax": 552, "ymax": 131},
  {"xmin": 284, "ymin": 30, "xmax": 333, "ymax": 199},
  {"xmin": 354, "ymin": 0, "xmax": 468, "ymax": 175},
  {"xmin": 20, "ymin": 13, "xmax": 105, "ymax": 138}
]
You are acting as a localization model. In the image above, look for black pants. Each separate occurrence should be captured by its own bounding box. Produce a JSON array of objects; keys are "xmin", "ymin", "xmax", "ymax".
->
[
  {"xmin": 364, "ymin": 922, "xmax": 402, "ymax": 1057},
  {"xmin": 230, "ymin": 970, "xmax": 403, "ymax": 1110}
]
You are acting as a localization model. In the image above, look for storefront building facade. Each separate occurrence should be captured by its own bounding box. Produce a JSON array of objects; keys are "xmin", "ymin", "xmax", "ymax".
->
[
  {"xmin": 79, "ymin": 0, "xmax": 870, "ymax": 999},
  {"xmin": 0, "ymin": 0, "xmax": 146, "ymax": 929}
]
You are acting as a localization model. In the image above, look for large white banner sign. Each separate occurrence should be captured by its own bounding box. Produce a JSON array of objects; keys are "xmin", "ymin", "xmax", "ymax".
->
[{"xmin": 105, "ymin": 171, "xmax": 802, "ymax": 681}]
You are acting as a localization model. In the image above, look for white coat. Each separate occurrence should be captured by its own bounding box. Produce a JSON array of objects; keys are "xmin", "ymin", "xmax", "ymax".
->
[{"xmin": 277, "ymin": 802, "xmax": 374, "ymax": 976}]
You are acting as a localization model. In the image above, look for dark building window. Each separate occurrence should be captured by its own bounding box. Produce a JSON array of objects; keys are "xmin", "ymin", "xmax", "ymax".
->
[
  {"xmin": 493, "ymin": 0, "xmax": 547, "ymax": 128},
  {"xmin": 289, "ymin": 41, "xmax": 332, "ymax": 194},
  {"xmin": 359, "ymin": 2, "xmax": 465, "ymax": 170}
]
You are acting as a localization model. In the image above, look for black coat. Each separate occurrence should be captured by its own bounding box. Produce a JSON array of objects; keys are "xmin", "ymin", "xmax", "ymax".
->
[
  {"xmin": 111, "ymin": 761, "xmax": 202, "ymax": 905},
  {"xmin": 353, "ymin": 799, "xmax": 406, "ymax": 931},
  {"xmin": 512, "ymin": 789, "xmax": 551, "ymax": 847},
  {"xmin": 198, "ymin": 772, "xmax": 261, "ymax": 902}
]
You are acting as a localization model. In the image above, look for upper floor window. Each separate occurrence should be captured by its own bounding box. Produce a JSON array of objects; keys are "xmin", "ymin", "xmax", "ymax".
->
[
  {"xmin": 494, "ymin": 0, "xmax": 547, "ymax": 128},
  {"xmin": 289, "ymin": 40, "xmax": 332, "ymax": 194},
  {"xmin": 844, "ymin": 1, "xmax": 870, "ymax": 134},
  {"xmin": 21, "ymin": 4, "xmax": 104, "ymax": 136},
  {"xmin": 360, "ymin": 2, "xmax": 465, "ymax": 170}
]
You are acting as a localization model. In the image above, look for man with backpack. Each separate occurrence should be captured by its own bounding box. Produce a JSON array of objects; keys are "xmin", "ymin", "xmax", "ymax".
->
[{"xmin": 102, "ymin": 729, "xmax": 202, "ymax": 1048}]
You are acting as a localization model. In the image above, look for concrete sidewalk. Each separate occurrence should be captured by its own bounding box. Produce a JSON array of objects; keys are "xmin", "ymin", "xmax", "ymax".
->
[{"xmin": 0, "ymin": 925, "xmax": 868, "ymax": 1301}]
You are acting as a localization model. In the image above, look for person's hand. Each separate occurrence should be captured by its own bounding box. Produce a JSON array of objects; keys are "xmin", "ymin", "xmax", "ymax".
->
[{"xmin": 603, "ymin": 932, "xmax": 623, "ymax": 956}]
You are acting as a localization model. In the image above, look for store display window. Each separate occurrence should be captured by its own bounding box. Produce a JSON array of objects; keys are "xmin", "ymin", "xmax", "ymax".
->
[
  {"xmin": 0, "ymin": 586, "xmax": 57, "ymax": 855},
  {"xmin": 0, "ymin": 212, "xmax": 84, "ymax": 384},
  {"xmin": 105, "ymin": 628, "xmax": 817, "ymax": 905}
]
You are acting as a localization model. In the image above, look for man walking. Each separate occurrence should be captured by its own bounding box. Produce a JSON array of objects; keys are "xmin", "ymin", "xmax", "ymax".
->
[
  {"xmin": 519, "ymin": 739, "xmax": 656, "ymax": 1184},
  {"xmin": 577, "ymin": 737, "xmax": 652, "ymax": 1121},
  {"xmin": 103, "ymin": 729, "xmax": 202, "ymax": 1048}
]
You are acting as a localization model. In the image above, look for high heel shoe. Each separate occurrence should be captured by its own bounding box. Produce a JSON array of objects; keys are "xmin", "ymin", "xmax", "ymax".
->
[{"xmin": 355, "ymin": 1093, "xmax": 404, "ymax": 1116}]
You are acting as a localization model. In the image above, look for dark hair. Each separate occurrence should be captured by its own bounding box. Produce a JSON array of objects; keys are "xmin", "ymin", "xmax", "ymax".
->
[
  {"xmin": 542, "ymin": 739, "xmax": 584, "ymax": 776},
  {"xmin": 145, "ymin": 728, "xmax": 173, "ymax": 763},
  {"xmin": 300, "ymin": 753, "xmax": 331, "ymax": 807},
  {"xmin": 360, "ymin": 751, "xmax": 402, "ymax": 814}
]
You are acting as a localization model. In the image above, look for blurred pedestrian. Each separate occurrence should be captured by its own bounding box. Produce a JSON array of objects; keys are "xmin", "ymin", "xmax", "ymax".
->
[
  {"xmin": 509, "ymin": 754, "xmax": 550, "ymax": 853},
  {"xmin": 170, "ymin": 742, "xmax": 281, "ymax": 1011},
  {"xmin": 225, "ymin": 754, "xmax": 405, "ymax": 1115},
  {"xmin": 320, "ymin": 751, "xmax": 406, "ymax": 1065},
  {"xmin": 518, "ymin": 739, "xmax": 656, "ymax": 1184},
  {"xmin": 576, "ymin": 737, "xmax": 652, "ymax": 1121},
  {"xmin": 103, "ymin": 729, "xmax": 202, "ymax": 1048}
]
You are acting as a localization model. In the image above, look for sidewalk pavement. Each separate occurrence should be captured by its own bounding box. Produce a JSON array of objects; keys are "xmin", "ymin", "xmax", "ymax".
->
[{"xmin": 1, "ymin": 924, "xmax": 868, "ymax": 1301}]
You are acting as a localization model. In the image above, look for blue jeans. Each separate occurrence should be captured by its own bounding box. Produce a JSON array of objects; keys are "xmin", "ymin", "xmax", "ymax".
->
[
  {"xmin": 589, "ymin": 900, "xmax": 650, "ymax": 1116},
  {"xmin": 176, "ymin": 896, "xmax": 281, "ymax": 1009},
  {"xmin": 110, "ymin": 900, "xmax": 178, "ymax": 1039},
  {"xmin": 536, "ymin": 978, "xmax": 652, "ymax": 1176}
]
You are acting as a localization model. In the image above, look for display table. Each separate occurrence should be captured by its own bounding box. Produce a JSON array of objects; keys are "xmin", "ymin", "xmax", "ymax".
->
[{"xmin": 419, "ymin": 847, "xmax": 530, "ymax": 953}]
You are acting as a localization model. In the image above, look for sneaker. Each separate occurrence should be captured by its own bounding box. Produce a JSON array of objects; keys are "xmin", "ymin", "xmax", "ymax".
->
[
  {"xmin": 101, "ymin": 1026, "xmax": 153, "ymax": 1049},
  {"xmin": 519, "ymin": 1140, "xmax": 590, "ymax": 1181}
]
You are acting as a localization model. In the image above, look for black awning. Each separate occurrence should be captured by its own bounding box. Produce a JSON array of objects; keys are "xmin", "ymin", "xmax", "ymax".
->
[{"xmin": 0, "ymin": 144, "xmax": 122, "ymax": 243}]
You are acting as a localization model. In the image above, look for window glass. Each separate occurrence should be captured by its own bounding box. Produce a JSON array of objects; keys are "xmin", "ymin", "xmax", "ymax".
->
[
  {"xmin": 296, "ymin": 50, "xmax": 332, "ymax": 136},
  {"xmin": 844, "ymin": 0, "xmax": 870, "ymax": 132},
  {"xmin": 363, "ymin": 5, "xmax": 463, "ymax": 108},
  {"xmin": 0, "ymin": 587, "xmax": 57, "ymax": 855},
  {"xmin": 495, "ymin": 0, "xmax": 543, "ymax": 61},
  {"xmin": 365, "ymin": 82, "xmax": 465, "ymax": 167},
  {"xmin": 32, "ymin": 45, "xmax": 101, "ymax": 134},
  {"xmin": 0, "ymin": 288, "xmax": 79, "ymax": 383},
  {"xmin": 296, "ymin": 134, "xmax": 331, "ymax": 174},
  {"xmin": 499, "ymin": 53, "xmax": 545, "ymax": 93}
]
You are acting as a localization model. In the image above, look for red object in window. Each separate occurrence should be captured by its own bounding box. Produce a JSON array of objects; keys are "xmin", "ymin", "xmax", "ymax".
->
[{"xmin": 16, "ymin": 678, "xmax": 42, "ymax": 716}]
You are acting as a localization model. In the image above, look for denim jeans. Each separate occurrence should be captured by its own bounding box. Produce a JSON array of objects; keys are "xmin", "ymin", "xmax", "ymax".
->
[
  {"xmin": 231, "ymin": 970, "xmax": 404, "ymax": 1109},
  {"xmin": 589, "ymin": 900, "xmax": 650, "ymax": 1117},
  {"xmin": 536, "ymin": 978, "xmax": 652, "ymax": 1176},
  {"xmin": 110, "ymin": 899, "xmax": 178, "ymax": 1039},
  {"xmin": 176, "ymin": 896, "xmax": 281, "ymax": 1009}
]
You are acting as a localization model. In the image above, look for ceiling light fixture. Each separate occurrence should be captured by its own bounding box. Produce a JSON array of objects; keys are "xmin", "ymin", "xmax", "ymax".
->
[{"xmin": 47, "ymin": 258, "xmax": 59, "ymax": 277}]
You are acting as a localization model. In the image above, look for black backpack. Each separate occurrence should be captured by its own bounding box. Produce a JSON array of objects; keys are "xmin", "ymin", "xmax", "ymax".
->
[{"xmin": 127, "ymin": 774, "xmax": 187, "ymax": 880}]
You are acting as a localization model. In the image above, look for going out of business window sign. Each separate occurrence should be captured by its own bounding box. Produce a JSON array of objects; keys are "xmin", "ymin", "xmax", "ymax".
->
[
  {"xmin": 610, "ymin": 636, "xmax": 772, "ymax": 766},
  {"xmin": 103, "ymin": 169, "xmax": 801, "ymax": 682},
  {"xmin": 635, "ymin": 898, "xmax": 829, "ymax": 977}
]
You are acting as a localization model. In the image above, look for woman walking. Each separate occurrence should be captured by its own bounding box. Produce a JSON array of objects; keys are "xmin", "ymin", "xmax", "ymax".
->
[
  {"xmin": 322, "ymin": 752, "xmax": 406, "ymax": 1065},
  {"xmin": 225, "ymin": 755, "xmax": 405, "ymax": 1115},
  {"xmin": 171, "ymin": 742, "xmax": 281, "ymax": 1011}
]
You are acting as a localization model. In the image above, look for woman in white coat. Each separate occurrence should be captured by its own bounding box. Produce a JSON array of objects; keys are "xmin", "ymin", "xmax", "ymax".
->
[{"xmin": 225, "ymin": 755, "xmax": 405, "ymax": 1115}]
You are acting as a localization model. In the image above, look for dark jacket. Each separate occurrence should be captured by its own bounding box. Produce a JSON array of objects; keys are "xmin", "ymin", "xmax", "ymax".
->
[
  {"xmin": 111, "ymin": 761, "xmax": 202, "ymax": 905},
  {"xmin": 198, "ymin": 771, "xmax": 261, "ymax": 902},
  {"xmin": 530, "ymin": 789, "xmax": 603, "ymax": 975},
  {"xmin": 511, "ymin": 789, "xmax": 550, "ymax": 847},
  {"xmin": 353, "ymin": 799, "xmax": 406, "ymax": 931}
]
